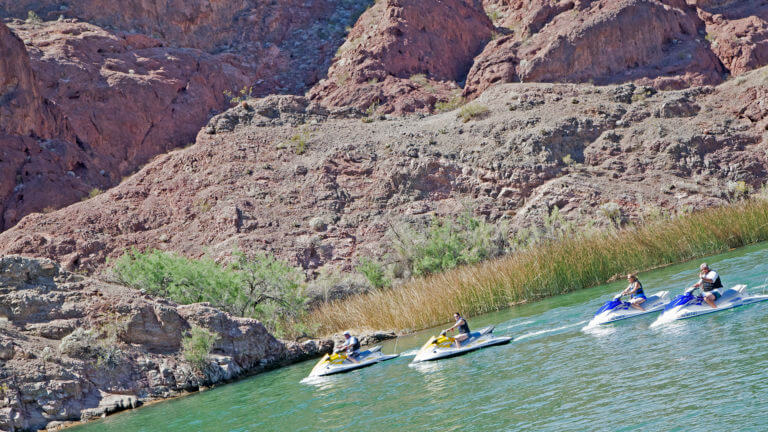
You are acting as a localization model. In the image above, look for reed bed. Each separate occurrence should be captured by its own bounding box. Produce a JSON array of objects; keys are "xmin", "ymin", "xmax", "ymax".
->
[{"xmin": 309, "ymin": 199, "xmax": 768, "ymax": 334}]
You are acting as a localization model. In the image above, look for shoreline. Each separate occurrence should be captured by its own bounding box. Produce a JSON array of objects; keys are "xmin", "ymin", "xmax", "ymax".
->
[
  {"xmin": 52, "ymin": 239, "xmax": 767, "ymax": 431},
  {"xmin": 311, "ymin": 198, "xmax": 768, "ymax": 334}
]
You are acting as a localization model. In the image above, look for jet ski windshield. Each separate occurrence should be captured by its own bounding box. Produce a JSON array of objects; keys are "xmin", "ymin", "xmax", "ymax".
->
[
  {"xmin": 594, "ymin": 298, "xmax": 623, "ymax": 316},
  {"xmin": 665, "ymin": 293, "xmax": 693, "ymax": 311}
]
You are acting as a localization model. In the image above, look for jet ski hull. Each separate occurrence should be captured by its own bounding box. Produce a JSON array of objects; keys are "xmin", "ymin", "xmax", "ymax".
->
[
  {"xmin": 651, "ymin": 285, "xmax": 768, "ymax": 327},
  {"xmin": 308, "ymin": 346, "xmax": 399, "ymax": 377},
  {"xmin": 411, "ymin": 326, "xmax": 511, "ymax": 363},
  {"xmin": 588, "ymin": 291, "xmax": 669, "ymax": 326}
]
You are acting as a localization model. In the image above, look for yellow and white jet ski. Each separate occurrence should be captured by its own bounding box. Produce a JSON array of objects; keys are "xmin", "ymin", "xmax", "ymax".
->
[
  {"xmin": 307, "ymin": 346, "xmax": 398, "ymax": 377},
  {"xmin": 411, "ymin": 325, "xmax": 511, "ymax": 363}
]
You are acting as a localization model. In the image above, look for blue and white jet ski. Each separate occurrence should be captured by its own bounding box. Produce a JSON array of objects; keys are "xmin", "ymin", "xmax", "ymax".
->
[
  {"xmin": 307, "ymin": 346, "xmax": 398, "ymax": 377},
  {"xmin": 586, "ymin": 291, "xmax": 669, "ymax": 326},
  {"xmin": 411, "ymin": 325, "xmax": 511, "ymax": 363},
  {"xmin": 650, "ymin": 284, "xmax": 768, "ymax": 327}
]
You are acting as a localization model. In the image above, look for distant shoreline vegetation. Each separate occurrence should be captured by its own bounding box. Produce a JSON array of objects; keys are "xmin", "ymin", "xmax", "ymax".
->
[{"xmin": 309, "ymin": 197, "xmax": 768, "ymax": 334}]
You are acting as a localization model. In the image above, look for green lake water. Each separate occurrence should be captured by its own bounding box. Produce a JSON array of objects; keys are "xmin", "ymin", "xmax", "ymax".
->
[{"xmin": 73, "ymin": 242, "xmax": 768, "ymax": 431}]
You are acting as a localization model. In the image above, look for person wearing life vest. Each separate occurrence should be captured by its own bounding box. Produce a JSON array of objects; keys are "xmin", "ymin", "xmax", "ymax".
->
[
  {"xmin": 621, "ymin": 273, "xmax": 646, "ymax": 311},
  {"xmin": 693, "ymin": 263, "xmax": 723, "ymax": 308},
  {"xmin": 338, "ymin": 331, "xmax": 361, "ymax": 363},
  {"xmin": 442, "ymin": 312, "xmax": 470, "ymax": 349}
]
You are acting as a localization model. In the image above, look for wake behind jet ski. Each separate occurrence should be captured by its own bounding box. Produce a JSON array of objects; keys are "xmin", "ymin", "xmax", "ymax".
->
[
  {"xmin": 587, "ymin": 290, "xmax": 669, "ymax": 326},
  {"xmin": 307, "ymin": 346, "xmax": 398, "ymax": 377},
  {"xmin": 651, "ymin": 284, "xmax": 768, "ymax": 327},
  {"xmin": 411, "ymin": 325, "xmax": 511, "ymax": 363}
]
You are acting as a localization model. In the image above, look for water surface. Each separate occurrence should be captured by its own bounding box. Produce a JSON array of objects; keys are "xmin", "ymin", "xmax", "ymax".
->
[{"xmin": 73, "ymin": 243, "xmax": 768, "ymax": 431}]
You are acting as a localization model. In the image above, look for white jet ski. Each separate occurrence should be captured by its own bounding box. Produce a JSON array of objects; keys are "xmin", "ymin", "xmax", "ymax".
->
[
  {"xmin": 411, "ymin": 325, "xmax": 511, "ymax": 363},
  {"xmin": 307, "ymin": 346, "xmax": 398, "ymax": 377},
  {"xmin": 587, "ymin": 291, "xmax": 669, "ymax": 326},
  {"xmin": 651, "ymin": 284, "xmax": 768, "ymax": 327}
]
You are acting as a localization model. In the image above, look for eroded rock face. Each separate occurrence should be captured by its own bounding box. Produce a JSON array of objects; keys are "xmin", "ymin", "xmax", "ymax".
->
[
  {"xmin": 0, "ymin": 22, "xmax": 57, "ymax": 138},
  {"xmin": 309, "ymin": 0, "xmax": 493, "ymax": 113},
  {"xmin": 0, "ymin": 256, "xmax": 331, "ymax": 431},
  {"xmin": 466, "ymin": 0, "xmax": 725, "ymax": 97},
  {"xmin": 0, "ymin": 0, "xmax": 370, "ymax": 233},
  {"xmin": 0, "ymin": 20, "xmax": 252, "ymax": 231},
  {"xmin": 1, "ymin": 68, "xmax": 766, "ymax": 275},
  {"xmin": 1, "ymin": 0, "xmax": 369, "ymax": 95},
  {"xmin": 694, "ymin": 0, "xmax": 768, "ymax": 75}
]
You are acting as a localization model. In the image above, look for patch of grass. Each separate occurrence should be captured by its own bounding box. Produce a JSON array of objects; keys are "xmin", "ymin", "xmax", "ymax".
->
[
  {"xmin": 457, "ymin": 103, "xmax": 490, "ymax": 122},
  {"xmin": 223, "ymin": 86, "xmax": 253, "ymax": 105},
  {"xmin": 182, "ymin": 326, "xmax": 217, "ymax": 372},
  {"xmin": 89, "ymin": 188, "xmax": 103, "ymax": 198},
  {"xmin": 435, "ymin": 93, "xmax": 465, "ymax": 113},
  {"xmin": 286, "ymin": 128, "xmax": 312, "ymax": 155},
  {"xmin": 194, "ymin": 198, "xmax": 212, "ymax": 213},
  {"xmin": 309, "ymin": 198, "xmax": 768, "ymax": 334},
  {"xmin": 26, "ymin": 10, "xmax": 42, "ymax": 25},
  {"xmin": 487, "ymin": 10, "xmax": 501, "ymax": 24},
  {"xmin": 727, "ymin": 180, "xmax": 751, "ymax": 201}
]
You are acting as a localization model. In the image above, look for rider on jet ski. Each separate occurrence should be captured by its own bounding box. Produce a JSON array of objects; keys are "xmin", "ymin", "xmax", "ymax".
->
[
  {"xmin": 690, "ymin": 263, "xmax": 723, "ymax": 308},
  {"xmin": 620, "ymin": 273, "xmax": 646, "ymax": 311},
  {"xmin": 338, "ymin": 331, "xmax": 360, "ymax": 363},
  {"xmin": 442, "ymin": 312, "xmax": 470, "ymax": 348}
]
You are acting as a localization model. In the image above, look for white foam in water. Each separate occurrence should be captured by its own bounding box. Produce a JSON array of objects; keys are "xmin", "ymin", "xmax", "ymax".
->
[
  {"xmin": 497, "ymin": 320, "xmax": 535, "ymax": 332},
  {"xmin": 513, "ymin": 320, "xmax": 588, "ymax": 341},
  {"xmin": 399, "ymin": 349, "xmax": 418, "ymax": 357}
]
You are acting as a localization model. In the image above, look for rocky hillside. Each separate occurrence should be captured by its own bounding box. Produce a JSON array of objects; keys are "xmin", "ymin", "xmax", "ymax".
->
[
  {"xmin": 2, "ymin": 66, "xmax": 766, "ymax": 274},
  {"xmin": 1, "ymin": 1, "xmax": 767, "ymax": 429},
  {"xmin": 0, "ymin": 256, "xmax": 330, "ymax": 431},
  {"xmin": 0, "ymin": 1, "xmax": 369, "ymax": 230},
  {"xmin": 1, "ymin": 0, "xmax": 767, "ymax": 232}
]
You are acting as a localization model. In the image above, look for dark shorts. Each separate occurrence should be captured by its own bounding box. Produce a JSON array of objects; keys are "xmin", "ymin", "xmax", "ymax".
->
[{"xmin": 703, "ymin": 290, "xmax": 721, "ymax": 300}]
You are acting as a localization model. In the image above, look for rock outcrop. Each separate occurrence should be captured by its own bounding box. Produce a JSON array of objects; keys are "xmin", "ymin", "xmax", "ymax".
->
[
  {"xmin": 465, "ymin": 0, "xmax": 725, "ymax": 98},
  {"xmin": 0, "ymin": 1, "xmax": 370, "ymax": 232},
  {"xmin": 1, "ymin": 66, "xmax": 766, "ymax": 275},
  {"xmin": 1, "ymin": 0, "xmax": 370, "ymax": 95},
  {"xmin": 0, "ymin": 256, "xmax": 331, "ymax": 431},
  {"xmin": 694, "ymin": 0, "xmax": 768, "ymax": 75},
  {"xmin": 0, "ymin": 20, "xmax": 253, "ymax": 231},
  {"xmin": 309, "ymin": 0, "xmax": 493, "ymax": 113}
]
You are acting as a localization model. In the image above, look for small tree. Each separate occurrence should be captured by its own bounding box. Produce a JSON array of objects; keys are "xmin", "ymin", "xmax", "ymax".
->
[{"xmin": 229, "ymin": 251, "xmax": 307, "ymax": 335}]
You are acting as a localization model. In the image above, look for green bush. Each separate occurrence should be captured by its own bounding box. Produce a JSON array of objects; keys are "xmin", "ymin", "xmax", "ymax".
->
[
  {"xmin": 392, "ymin": 213, "xmax": 509, "ymax": 277},
  {"xmin": 112, "ymin": 249, "xmax": 308, "ymax": 338},
  {"xmin": 357, "ymin": 258, "xmax": 390, "ymax": 289},
  {"xmin": 182, "ymin": 326, "xmax": 217, "ymax": 372}
]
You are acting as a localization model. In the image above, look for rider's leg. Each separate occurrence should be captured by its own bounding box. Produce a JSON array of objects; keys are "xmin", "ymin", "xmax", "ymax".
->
[
  {"xmin": 704, "ymin": 293, "xmax": 717, "ymax": 308},
  {"xmin": 630, "ymin": 298, "xmax": 645, "ymax": 311}
]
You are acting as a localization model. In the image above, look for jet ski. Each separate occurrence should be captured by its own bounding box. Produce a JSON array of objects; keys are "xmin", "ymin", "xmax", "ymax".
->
[
  {"xmin": 307, "ymin": 346, "xmax": 398, "ymax": 377},
  {"xmin": 651, "ymin": 284, "xmax": 768, "ymax": 327},
  {"xmin": 411, "ymin": 325, "xmax": 511, "ymax": 363},
  {"xmin": 587, "ymin": 291, "xmax": 670, "ymax": 326}
]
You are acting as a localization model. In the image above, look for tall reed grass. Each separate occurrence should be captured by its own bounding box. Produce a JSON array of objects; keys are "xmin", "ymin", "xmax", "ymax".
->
[{"xmin": 308, "ymin": 199, "xmax": 768, "ymax": 334}]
